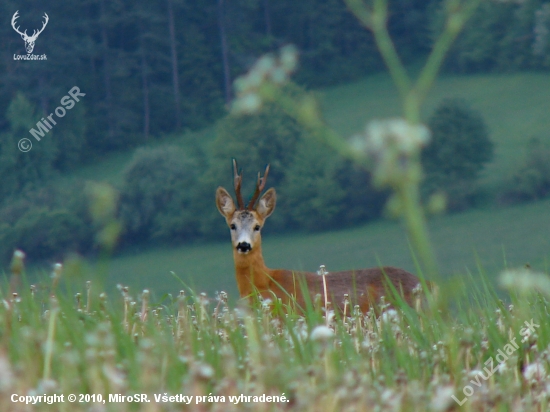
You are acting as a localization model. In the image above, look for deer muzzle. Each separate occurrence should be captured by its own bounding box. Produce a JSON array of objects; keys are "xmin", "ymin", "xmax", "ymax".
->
[{"xmin": 236, "ymin": 242, "xmax": 252, "ymax": 254}]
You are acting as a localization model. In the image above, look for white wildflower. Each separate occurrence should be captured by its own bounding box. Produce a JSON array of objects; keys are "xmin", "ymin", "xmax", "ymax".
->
[
  {"xmin": 310, "ymin": 325, "xmax": 334, "ymax": 342},
  {"xmin": 195, "ymin": 363, "xmax": 215, "ymax": 380},
  {"xmin": 14, "ymin": 250, "xmax": 25, "ymax": 259},
  {"xmin": 353, "ymin": 118, "xmax": 430, "ymax": 187},
  {"xmin": 496, "ymin": 361, "xmax": 508, "ymax": 374},
  {"xmin": 232, "ymin": 93, "xmax": 262, "ymax": 114},
  {"xmin": 523, "ymin": 362, "xmax": 547, "ymax": 382},
  {"xmin": 380, "ymin": 309, "xmax": 399, "ymax": 324},
  {"xmin": 500, "ymin": 268, "xmax": 550, "ymax": 296},
  {"xmin": 317, "ymin": 265, "xmax": 328, "ymax": 276},
  {"xmin": 254, "ymin": 55, "xmax": 276, "ymax": 78},
  {"xmin": 430, "ymin": 385, "xmax": 455, "ymax": 412},
  {"xmin": 280, "ymin": 44, "xmax": 299, "ymax": 73},
  {"xmin": 365, "ymin": 119, "xmax": 430, "ymax": 155}
]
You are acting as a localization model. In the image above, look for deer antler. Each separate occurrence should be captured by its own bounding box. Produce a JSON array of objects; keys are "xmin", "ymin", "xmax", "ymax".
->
[
  {"xmin": 247, "ymin": 164, "xmax": 270, "ymax": 210},
  {"xmin": 232, "ymin": 159, "xmax": 245, "ymax": 210},
  {"xmin": 29, "ymin": 13, "xmax": 49, "ymax": 40},
  {"xmin": 11, "ymin": 11, "xmax": 48, "ymax": 41},
  {"xmin": 11, "ymin": 11, "xmax": 25, "ymax": 37}
]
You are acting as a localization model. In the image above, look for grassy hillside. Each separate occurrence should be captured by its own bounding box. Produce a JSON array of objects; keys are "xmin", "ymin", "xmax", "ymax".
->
[
  {"xmin": 320, "ymin": 72, "xmax": 550, "ymax": 190},
  {"xmin": 75, "ymin": 72, "xmax": 550, "ymax": 191}
]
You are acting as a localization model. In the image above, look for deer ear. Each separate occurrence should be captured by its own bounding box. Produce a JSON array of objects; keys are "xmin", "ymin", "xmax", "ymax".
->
[
  {"xmin": 216, "ymin": 187, "xmax": 235, "ymax": 218},
  {"xmin": 257, "ymin": 188, "xmax": 276, "ymax": 219}
]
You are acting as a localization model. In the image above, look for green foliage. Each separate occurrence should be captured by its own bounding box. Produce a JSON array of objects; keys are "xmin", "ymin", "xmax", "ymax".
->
[
  {"xmin": 281, "ymin": 139, "xmax": 387, "ymax": 231},
  {"xmin": 501, "ymin": 137, "xmax": 550, "ymax": 204},
  {"xmin": 119, "ymin": 146, "xmax": 202, "ymax": 243},
  {"xmin": 0, "ymin": 93, "xmax": 57, "ymax": 201},
  {"xmin": 6, "ymin": 209, "xmax": 87, "ymax": 261},
  {"xmin": 210, "ymin": 101, "xmax": 305, "ymax": 184},
  {"xmin": 53, "ymin": 102, "xmax": 87, "ymax": 171},
  {"xmin": 333, "ymin": 162, "xmax": 388, "ymax": 225},
  {"xmin": 0, "ymin": 181, "xmax": 92, "ymax": 263},
  {"xmin": 422, "ymin": 98, "xmax": 494, "ymax": 210},
  {"xmin": 280, "ymin": 139, "xmax": 346, "ymax": 231},
  {"xmin": 0, "ymin": 0, "xmax": 434, "ymax": 161},
  {"xmin": 434, "ymin": 0, "xmax": 546, "ymax": 72}
]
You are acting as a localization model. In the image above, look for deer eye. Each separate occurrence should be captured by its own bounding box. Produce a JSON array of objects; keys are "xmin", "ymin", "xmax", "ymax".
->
[
  {"xmin": 230, "ymin": 224, "xmax": 236, "ymax": 230},
  {"xmin": 254, "ymin": 225, "xmax": 261, "ymax": 231}
]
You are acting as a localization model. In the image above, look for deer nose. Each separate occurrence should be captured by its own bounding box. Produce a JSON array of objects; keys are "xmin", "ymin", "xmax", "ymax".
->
[{"xmin": 236, "ymin": 242, "xmax": 252, "ymax": 253}]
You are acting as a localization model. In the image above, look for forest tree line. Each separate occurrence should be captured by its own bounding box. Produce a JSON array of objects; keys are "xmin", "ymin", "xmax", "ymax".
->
[{"xmin": 1, "ymin": 0, "xmax": 548, "ymax": 162}]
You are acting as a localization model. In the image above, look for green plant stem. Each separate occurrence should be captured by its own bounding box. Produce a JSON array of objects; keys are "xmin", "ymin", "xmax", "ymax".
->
[
  {"xmin": 43, "ymin": 306, "xmax": 58, "ymax": 381},
  {"xmin": 345, "ymin": 0, "xmax": 481, "ymax": 280},
  {"xmin": 345, "ymin": 0, "xmax": 411, "ymax": 100},
  {"xmin": 371, "ymin": 0, "xmax": 411, "ymax": 100},
  {"xmin": 414, "ymin": 3, "xmax": 479, "ymax": 108},
  {"xmin": 398, "ymin": 183, "xmax": 438, "ymax": 281}
]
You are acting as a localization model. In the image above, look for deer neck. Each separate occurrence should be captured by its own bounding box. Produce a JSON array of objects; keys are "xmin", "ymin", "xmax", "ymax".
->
[{"xmin": 232, "ymin": 244, "xmax": 271, "ymax": 297}]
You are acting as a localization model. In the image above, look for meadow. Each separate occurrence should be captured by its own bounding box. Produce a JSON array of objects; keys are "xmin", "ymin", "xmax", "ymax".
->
[{"xmin": 2, "ymin": 250, "xmax": 549, "ymax": 411}]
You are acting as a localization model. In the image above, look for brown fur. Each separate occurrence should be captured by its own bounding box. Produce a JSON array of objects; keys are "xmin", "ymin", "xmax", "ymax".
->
[{"xmin": 231, "ymin": 234, "xmax": 422, "ymax": 313}]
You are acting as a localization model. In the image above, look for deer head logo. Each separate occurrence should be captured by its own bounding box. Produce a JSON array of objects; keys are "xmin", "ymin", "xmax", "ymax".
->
[{"xmin": 11, "ymin": 11, "xmax": 49, "ymax": 54}]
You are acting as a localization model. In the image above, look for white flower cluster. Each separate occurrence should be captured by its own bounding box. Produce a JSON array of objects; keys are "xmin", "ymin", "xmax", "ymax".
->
[
  {"xmin": 352, "ymin": 118, "xmax": 431, "ymax": 187},
  {"xmin": 232, "ymin": 45, "xmax": 298, "ymax": 114},
  {"xmin": 500, "ymin": 267, "xmax": 550, "ymax": 296}
]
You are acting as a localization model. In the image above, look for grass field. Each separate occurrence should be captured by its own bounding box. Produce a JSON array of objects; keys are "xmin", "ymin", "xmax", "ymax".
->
[{"xmin": 3, "ymin": 251, "xmax": 550, "ymax": 411}]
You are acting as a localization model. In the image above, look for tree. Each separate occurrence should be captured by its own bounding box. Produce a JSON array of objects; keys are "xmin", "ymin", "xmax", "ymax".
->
[
  {"xmin": 280, "ymin": 138, "xmax": 345, "ymax": 231},
  {"xmin": 0, "ymin": 93, "xmax": 57, "ymax": 201},
  {"xmin": 0, "ymin": 179, "xmax": 92, "ymax": 264},
  {"xmin": 422, "ymin": 98, "xmax": 494, "ymax": 209},
  {"xmin": 118, "ymin": 146, "xmax": 202, "ymax": 243}
]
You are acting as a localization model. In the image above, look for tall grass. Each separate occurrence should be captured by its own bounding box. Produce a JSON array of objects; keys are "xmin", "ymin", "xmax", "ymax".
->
[{"xmin": 1, "ymin": 255, "xmax": 550, "ymax": 411}]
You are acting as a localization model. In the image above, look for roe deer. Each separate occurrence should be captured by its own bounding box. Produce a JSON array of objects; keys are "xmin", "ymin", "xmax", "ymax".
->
[{"xmin": 216, "ymin": 160, "xmax": 427, "ymax": 314}]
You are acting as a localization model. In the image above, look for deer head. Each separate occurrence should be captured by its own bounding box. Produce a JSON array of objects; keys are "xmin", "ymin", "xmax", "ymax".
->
[
  {"xmin": 11, "ymin": 11, "xmax": 49, "ymax": 54},
  {"xmin": 216, "ymin": 160, "xmax": 275, "ymax": 254}
]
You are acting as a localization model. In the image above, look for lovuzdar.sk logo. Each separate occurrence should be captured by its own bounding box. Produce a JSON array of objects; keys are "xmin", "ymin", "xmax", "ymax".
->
[{"xmin": 11, "ymin": 10, "xmax": 49, "ymax": 61}]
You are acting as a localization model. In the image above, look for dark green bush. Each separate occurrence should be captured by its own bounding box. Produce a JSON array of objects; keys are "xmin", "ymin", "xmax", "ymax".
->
[
  {"xmin": 281, "ymin": 139, "xmax": 388, "ymax": 231},
  {"xmin": 333, "ymin": 162, "xmax": 388, "ymax": 226},
  {"xmin": 500, "ymin": 138, "xmax": 550, "ymax": 204},
  {"xmin": 422, "ymin": 98, "xmax": 494, "ymax": 210},
  {"xmin": 119, "ymin": 146, "xmax": 202, "ymax": 243},
  {"xmin": 279, "ymin": 139, "xmax": 346, "ymax": 231},
  {"xmin": 0, "ymin": 181, "xmax": 92, "ymax": 264}
]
